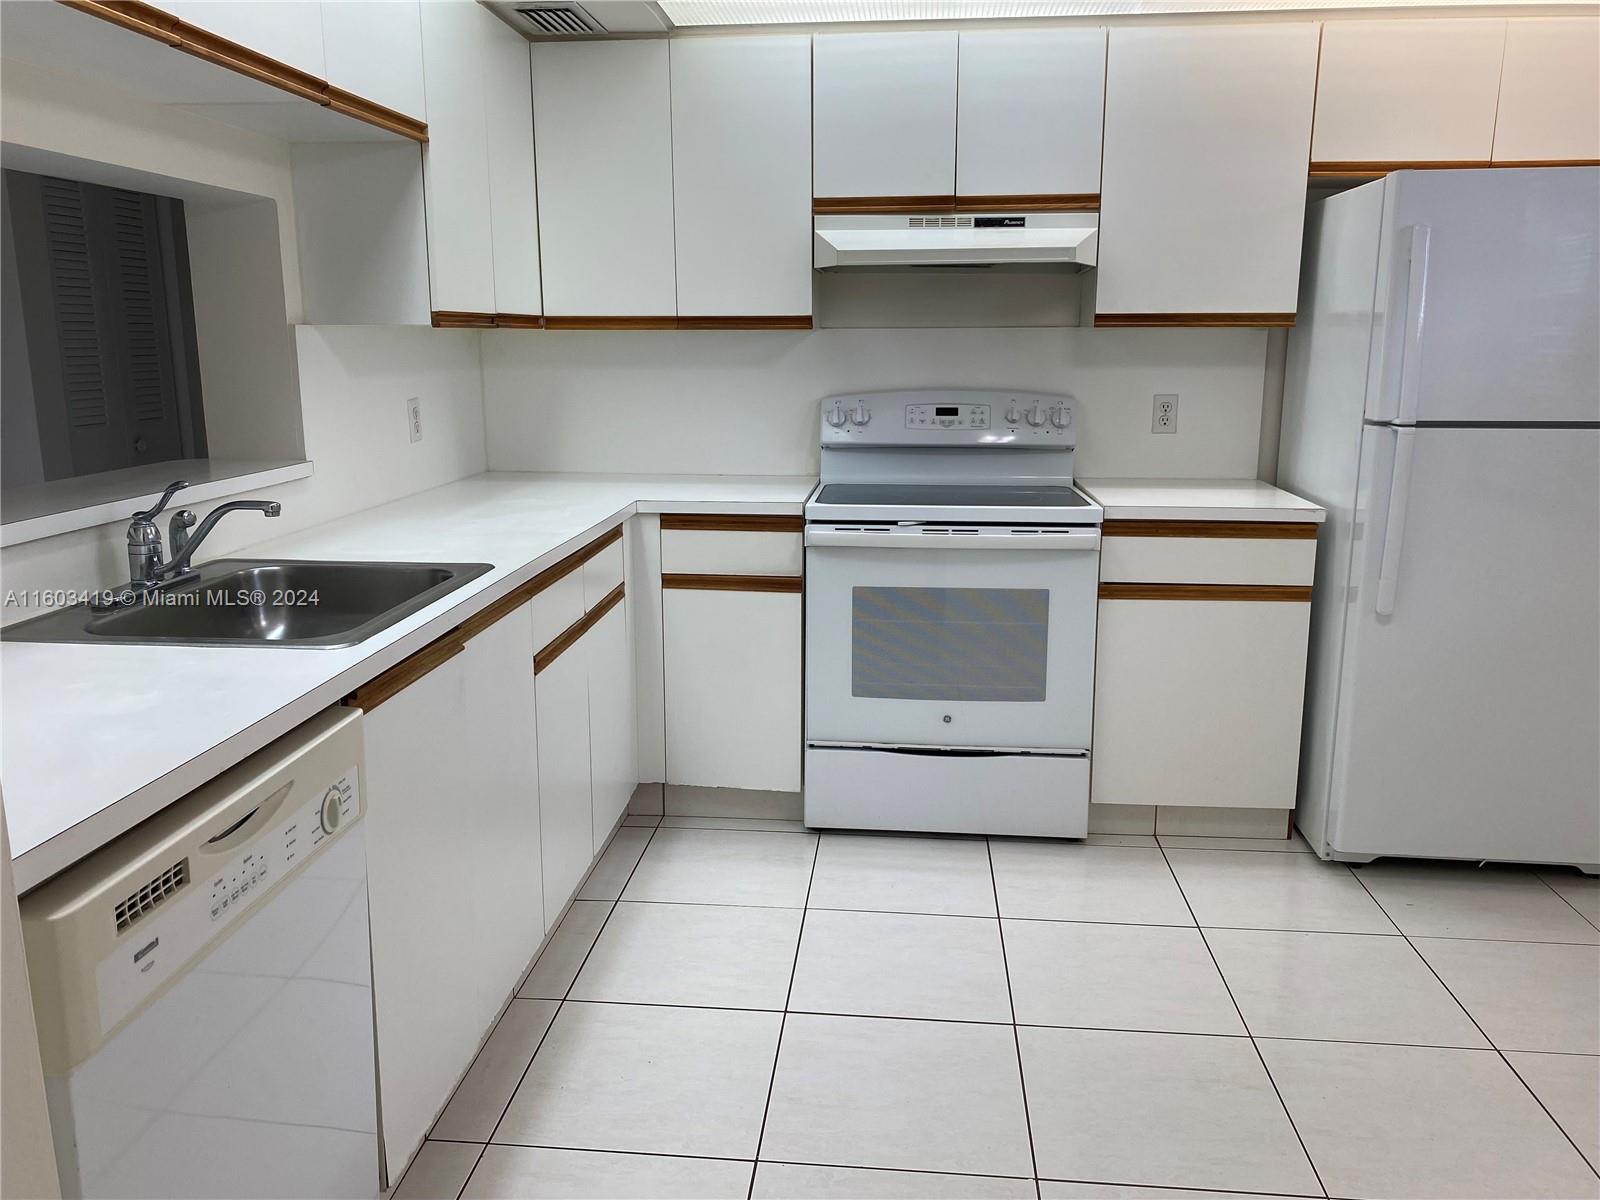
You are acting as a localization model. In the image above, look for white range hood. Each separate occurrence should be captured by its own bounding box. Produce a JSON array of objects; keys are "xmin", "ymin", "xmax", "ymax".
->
[{"xmin": 813, "ymin": 212, "xmax": 1098, "ymax": 270}]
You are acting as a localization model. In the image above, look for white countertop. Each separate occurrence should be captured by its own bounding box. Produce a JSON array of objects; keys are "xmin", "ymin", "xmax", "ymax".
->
[
  {"xmin": 1, "ymin": 472, "xmax": 815, "ymax": 892},
  {"xmin": 1077, "ymin": 478, "xmax": 1325, "ymax": 523}
]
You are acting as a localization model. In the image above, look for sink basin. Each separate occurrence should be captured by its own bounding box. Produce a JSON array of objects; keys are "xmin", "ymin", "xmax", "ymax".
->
[{"xmin": 2, "ymin": 559, "xmax": 494, "ymax": 648}]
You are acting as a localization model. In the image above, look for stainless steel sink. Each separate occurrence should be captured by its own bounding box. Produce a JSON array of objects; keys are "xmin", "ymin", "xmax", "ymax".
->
[{"xmin": 1, "ymin": 559, "xmax": 493, "ymax": 648}]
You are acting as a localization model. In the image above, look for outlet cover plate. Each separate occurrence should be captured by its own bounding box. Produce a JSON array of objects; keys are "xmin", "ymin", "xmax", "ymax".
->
[
  {"xmin": 406, "ymin": 397, "xmax": 423, "ymax": 443},
  {"xmin": 1153, "ymin": 393, "xmax": 1177, "ymax": 434}
]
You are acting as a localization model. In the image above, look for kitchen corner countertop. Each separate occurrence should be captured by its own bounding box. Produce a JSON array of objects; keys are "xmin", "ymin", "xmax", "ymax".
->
[
  {"xmin": 1077, "ymin": 478, "xmax": 1326, "ymax": 523},
  {"xmin": 1, "ymin": 472, "xmax": 815, "ymax": 892}
]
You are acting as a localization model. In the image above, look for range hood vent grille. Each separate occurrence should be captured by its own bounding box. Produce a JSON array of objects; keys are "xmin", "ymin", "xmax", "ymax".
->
[
  {"xmin": 516, "ymin": 4, "xmax": 600, "ymax": 34},
  {"xmin": 908, "ymin": 216, "xmax": 974, "ymax": 229}
]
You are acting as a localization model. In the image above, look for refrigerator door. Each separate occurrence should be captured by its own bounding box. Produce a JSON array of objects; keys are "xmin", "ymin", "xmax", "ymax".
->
[
  {"xmin": 1321, "ymin": 424, "xmax": 1600, "ymax": 866},
  {"xmin": 1366, "ymin": 167, "xmax": 1600, "ymax": 425}
]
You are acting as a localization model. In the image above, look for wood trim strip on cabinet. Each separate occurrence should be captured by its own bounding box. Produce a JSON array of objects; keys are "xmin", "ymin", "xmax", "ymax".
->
[
  {"xmin": 431, "ymin": 311, "xmax": 499, "ymax": 329},
  {"xmin": 662, "ymin": 573, "xmax": 803, "ymax": 593},
  {"xmin": 456, "ymin": 579, "xmax": 538, "ymax": 644},
  {"xmin": 526, "ymin": 525, "xmax": 623, "ymax": 596},
  {"xmin": 543, "ymin": 316, "xmax": 679, "ymax": 330},
  {"xmin": 1310, "ymin": 160, "xmax": 1600, "ymax": 179},
  {"xmin": 345, "ymin": 631, "xmax": 467, "ymax": 712},
  {"xmin": 674, "ymin": 316, "xmax": 814, "ymax": 330},
  {"xmin": 953, "ymin": 194, "xmax": 1101, "ymax": 212},
  {"xmin": 1101, "ymin": 519, "xmax": 1320, "ymax": 540},
  {"xmin": 540, "ymin": 316, "xmax": 810, "ymax": 331},
  {"xmin": 1093, "ymin": 313, "xmax": 1297, "ymax": 329},
  {"xmin": 1099, "ymin": 582, "xmax": 1313, "ymax": 602},
  {"xmin": 492, "ymin": 313, "xmax": 545, "ymax": 329},
  {"xmin": 60, "ymin": 0, "xmax": 429, "ymax": 142},
  {"xmin": 534, "ymin": 582, "xmax": 624, "ymax": 674},
  {"xmin": 659, "ymin": 514, "xmax": 805, "ymax": 533},
  {"xmin": 813, "ymin": 195, "xmax": 959, "ymax": 214}
]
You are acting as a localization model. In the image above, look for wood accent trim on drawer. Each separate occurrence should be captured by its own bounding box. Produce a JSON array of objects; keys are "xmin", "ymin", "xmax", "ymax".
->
[
  {"xmin": 659, "ymin": 514, "xmax": 804, "ymax": 533},
  {"xmin": 535, "ymin": 582, "xmax": 624, "ymax": 674},
  {"xmin": 662, "ymin": 573, "xmax": 803, "ymax": 593},
  {"xmin": 543, "ymin": 315, "xmax": 679, "ymax": 330},
  {"xmin": 526, "ymin": 525, "xmax": 623, "ymax": 595},
  {"xmin": 60, "ymin": 0, "xmax": 428, "ymax": 142},
  {"xmin": 674, "ymin": 315, "xmax": 813, "ymax": 330},
  {"xmin": 954, "ymin": 194, "xmax": 1100, "ymax": 212},
  {"xmin": 1099, "ymin": 582, "xmax": 1313, "ymax": 602},
  {"xmin": 1489, "ymin": 159, "xmax": 1600, "ymax": 169},
  {"xmin": 431, "ymin": 311, "xmax": 498, "ymax": 329},
  {"xmin": 456, "ymin": 579, "xmax": 537, "ymax": 644},
  {"xmin": 1094, "ymin": 312, "xmax": 1296, "ymax": 329},
  {"xmin": 492, "ymin": 313, "xmax": 545, "ymax": 329},
  {"xmin": 1309, "ymin": 160, "xmax": 1490, "ymax": 178},
  {"xmin": 345, "ymin": 632, "xmax": 466, "ymax": 712},
  {"xmin": 1101, "ymin": 520, "xmax": 1319, "ymax": 540},
  {"xmin": 814, "ymin": 195, "xmax": 958, "ymax": 215}
]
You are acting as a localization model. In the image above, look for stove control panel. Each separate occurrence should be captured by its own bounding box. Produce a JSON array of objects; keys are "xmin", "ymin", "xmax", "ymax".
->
[
  {"xmin": 820, "ymin": 390, "xmax": 1076, "ymax": 447},
  {"xmin": 905, "ymin": 403, "xmax": 989, "ymax": 430}
]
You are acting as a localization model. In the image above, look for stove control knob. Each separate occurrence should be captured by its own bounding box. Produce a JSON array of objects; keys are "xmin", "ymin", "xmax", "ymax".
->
[
  {"xmin": 826, "ymin": 401, "xmax": 849, "ymax": 428},
  {"xmin": 851, "ymin": 403, "xmax": 871, "ymax": 426},
  {"xmin": 1025, "ymin": 402, "xmax": 1047, "ymax": 428},
  {"xmin": 1049, "ymin": 405, "xmax": 1070, "ymax": 429},
  {"xmin": 1005, "ymin": 403, "xmax": 1022, "ymax": 425}
]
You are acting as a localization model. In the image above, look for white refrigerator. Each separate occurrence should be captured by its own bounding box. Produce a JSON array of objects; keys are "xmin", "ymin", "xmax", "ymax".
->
[{"xmin": 1280, "ymin": 167, "xmax": 1599, "ymax": 870}]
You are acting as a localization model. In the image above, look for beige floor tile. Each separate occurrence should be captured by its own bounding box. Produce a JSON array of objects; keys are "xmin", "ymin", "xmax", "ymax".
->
[
  {"xmin": 989, "ymin": 842, "xmax": 1193, "ymax": 926},
  {"xmin": 621, "ymin": 828, "xmax": 817, "ymax": 907},
  {"xmin": 1260, "ymin": 1038, "xmax": 1599, "ymax": 1200},
  {"xmin": 1041, "ymin": 1185, "xmax": 1314, "ymax": 1199},
  {"xmin": 1507, "ymin": 1051, "xmax": 1600, "ymax": 1172},
  {"xmin": 1165, "ymin": 850, "xmax": 1392, "ymax": 933},
  {"xmin": 1413, "ymin": 937, "xmax": 1600, "ymax": 1054},
  {"xmin": 392, "ymin": 1141, "xmax": 481, "ymax": 1200},
  {"xmin": 577, "ymin": 826, "xmax": 654, "ymax": 901},
  {"xmin": 461, "ymin": 1146, "xmax": 750, "ymax": 1199},
  {"xmin": 1358, "ymin": 863, "xmax": 1599, "ymax": 943},
  {"xmin": 753, "ymin": 1162, "xmax": 1034, "ymax": 1198},
  {"xmin": 1541, "ymin": 871, "xmax": 1600, "ymax": 930},
  {"xmin": 807, "ymin": 834, "xmax": 997, "ymax": 917},
  {"xmin": 518, "ymin": 900, "xmax": 612, "ymax": 1000},
  {"xmin": 432, "ymin": 999, "xmax": 558, "ymax": 1141}
]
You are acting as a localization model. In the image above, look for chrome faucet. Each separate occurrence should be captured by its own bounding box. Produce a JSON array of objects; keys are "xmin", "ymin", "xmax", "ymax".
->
[{"xmin": 104, "ymin": 481, "xmax": 282, "ymax": 608}]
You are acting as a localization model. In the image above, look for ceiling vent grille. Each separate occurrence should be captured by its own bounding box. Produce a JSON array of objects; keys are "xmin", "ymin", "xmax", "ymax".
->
[
  {"xmin": 908, "ymin": 216, "xmax": 974, "ymax": 229},
  {"xmin": 516, "ymin": 4, "xmax": 600, "ymax": 34},
  {"xmin": 114, "ymin": 858, "xmax": 189, "ymax": 932}
]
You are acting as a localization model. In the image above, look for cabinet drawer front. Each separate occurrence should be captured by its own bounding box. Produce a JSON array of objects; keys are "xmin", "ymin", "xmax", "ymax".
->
[
  {"xmin": 531, "ymin": 569, "xmax": 585, "ymax": 651},
  {"xmin": 1091, "ymin": 598, "xmax": 1311, "ymax": 810},
  {"xmin": 582, "ymin": 540, "xmax": 624, "ymax": 609},
  {"xmin": 1101, "ymin": 536, "xmax": 1316, "ymax": 586},
  {"xmin": 661, "ymin": 528, "xmax": 803, "ymax": 577}
]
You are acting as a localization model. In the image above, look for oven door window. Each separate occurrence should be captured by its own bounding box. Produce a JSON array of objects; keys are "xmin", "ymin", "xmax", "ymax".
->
[{"xmin": 851, "ymin": 586, "xmax": 1049, "ymax": 702}]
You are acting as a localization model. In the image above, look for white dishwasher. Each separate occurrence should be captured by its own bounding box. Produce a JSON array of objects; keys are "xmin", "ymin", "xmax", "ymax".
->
[{"xmin": 21, "ymin": 708, "xmax": 378, "ymax": 1200}]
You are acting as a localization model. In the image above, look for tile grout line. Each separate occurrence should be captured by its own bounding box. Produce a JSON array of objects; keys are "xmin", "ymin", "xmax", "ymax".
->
[
  {"xmin": 1532, "ymin": 871, "xmax": 1600, "ymax": 935},
  {"xmin": 986, "ymin": 837, "xmax": 1043, "ymax": 1199},
  {"xmin": 746, "ymin": 827, "xmax": 822, "ymax": 1200},
  {"xmin": 1344, "ymin": 865, "xmax": 1600, "ymax": 1181},
  {"xmin": 1156, "ymin": 841, "xmax": 1331, "ymax": 1199},
  {"xmin": 453, "ymin": 821, "xmax": 664, "ymax": 1197}
]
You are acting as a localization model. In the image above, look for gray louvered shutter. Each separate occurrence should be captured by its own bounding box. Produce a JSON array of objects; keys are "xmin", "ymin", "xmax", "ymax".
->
[{"xmin": 105, "ymin": 187, "xmax": 184, "ymax": 465}]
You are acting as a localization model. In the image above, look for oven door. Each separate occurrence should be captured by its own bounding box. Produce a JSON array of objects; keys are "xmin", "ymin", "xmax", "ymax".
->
[{"xmin": 804, "ymin": 523, "xmax": 1100, "ymax": 752}]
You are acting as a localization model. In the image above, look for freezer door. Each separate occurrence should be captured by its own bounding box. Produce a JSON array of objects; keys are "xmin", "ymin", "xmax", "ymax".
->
[
  {"xmin": 1367, "ymin": 167, "xmax": 1599, "ymax": 424},
  {"xmin": 1324, "ymin": 425, "xmax": 1600, "ymax": 866}
]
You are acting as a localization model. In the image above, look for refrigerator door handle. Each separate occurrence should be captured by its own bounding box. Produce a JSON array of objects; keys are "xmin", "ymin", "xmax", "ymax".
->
[
  {"xmin": 1375, "ymin": 426, "xmax": 1417, "ymax": 617},
  {"xmin": 1393, "ymin": 224, "xmax": 1432, "ymax": 425}
]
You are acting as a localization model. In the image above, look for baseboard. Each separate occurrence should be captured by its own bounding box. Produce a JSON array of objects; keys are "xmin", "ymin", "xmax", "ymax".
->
[{"xmin": 664, "ymin": 784, "xmax": 803, "ymax": 821}]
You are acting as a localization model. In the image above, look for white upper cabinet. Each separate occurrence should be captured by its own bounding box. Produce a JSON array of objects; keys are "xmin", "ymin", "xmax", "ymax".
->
[
  {"xmin": 533, "ymin": 40, "xmax": 677, "ymax": 318},
  {"xmin": 813, "ymin": 31, "xmax": 958, "ymax": 200},
  {"xmin": 482, "ymin": 21, "xmax": 541, "ymax": 317},
  {"xmin": 1312, "ymin": 19, "xmax": 1506, "ymax": 165},
  {"xmin": 151, "ymin": 2, "xmax": 325, "ymax": 76},
  {"xmin": 1096, "ymin": 23, "xmax": 1319, "ymax": 321},
  {"xmin": 320, "ymin": 1, "xmax": 426, "ymax": 120},
  {"xmin": 1493, "ymin": 18, "xmax": 1600, "ymax": 163},
  {"xmin": 670, "ymin": 35, "xmax": 812, "ymax": 319},
  {"xmin": 955, "ymin": 29, "xmax": 1105, "ymax": 200},
  {"xmin": 418, "ymin": 0, "xmax": 495, "ymax": 314}
]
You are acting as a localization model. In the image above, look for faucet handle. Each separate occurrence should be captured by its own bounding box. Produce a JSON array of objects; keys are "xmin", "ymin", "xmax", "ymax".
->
[
  {"xmin": 132, "ymin": 480, "xmax": 190, "ymax": 522},
  {"xmin": 168, "ymin": 509, "xmax": 197, "ymax": 559}
]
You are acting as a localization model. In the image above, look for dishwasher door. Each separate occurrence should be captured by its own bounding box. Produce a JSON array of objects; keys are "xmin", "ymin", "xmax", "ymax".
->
[{"xmin": 21, "ymin": 708, "xmax": 377, "ymax": 1200}]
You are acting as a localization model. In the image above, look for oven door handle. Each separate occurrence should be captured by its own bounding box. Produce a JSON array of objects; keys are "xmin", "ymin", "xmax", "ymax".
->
[{"xmin": 805, "ymin": 527, "xmax": 1101, "ymax": 551}]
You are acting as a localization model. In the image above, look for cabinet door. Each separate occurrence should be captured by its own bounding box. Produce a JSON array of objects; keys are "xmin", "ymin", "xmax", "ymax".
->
[
  {"xmin": 671, "ymin": 35, "xmax": 812, "ymax": 319},
  {"xmin": 664, "ymin": 588, "xmax": 801, "ymax": 793},
  {"xmin": 1492, "ymin": 18, "xmax": 1600, "ymax": 163},
  {"xmin": 419, "ymin": 0, "xmax": 495, "ymax": 315},
  {"xmin": 483, "ymin": 20, "xmax": 542, "ymax": 317},
  {"xmin": 1312, "ymin": 19, "xmax": 1506, "ymax": 166},
  {"xmin": 152, "ymin": 2, "xmax": 324, "ymax": 77},
  {"xmin": 532, "ymin": 41, "xmax": 676, "ymax": 318},
  {"xmin": 1092, "ymin": 598, "xmax": 1311, "ymax": 810},
  {"xmin": 1096, "ymin": 23, "xmax": 1318, "ymax": 322},
  {"xmin": 536, "ymin": 642, "xmax": 594, "ymax": 926},
  {"xmin": 955, "ymin": 29, "xmax": 1105, "ymax": 201},
  {"xmin": 813, "ymin": 32, "xmax": 958, "ymax": 202},
  {"xmin": 587, "ymin": 600, "xmax": 637, "ymax": 847},
  {"xmin": 320, "ymin": 1, "xmax": 426, "ymax": 121}
]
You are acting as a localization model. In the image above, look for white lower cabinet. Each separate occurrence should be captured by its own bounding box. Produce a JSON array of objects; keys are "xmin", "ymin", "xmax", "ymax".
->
[
  {"xmin": 587, "ymin": 601, "xmax": 637, "ymax": 848},
  {"xmin": 356, "ymin": 606, "xmax": 541, "ymax": 1187},
  {"xmin": 664, "ymin": 587, "xmax": 802, "ymax": 793},
  {"xmin": 536, "ymin": 638, "xmax": 593, "ymax": 929}
]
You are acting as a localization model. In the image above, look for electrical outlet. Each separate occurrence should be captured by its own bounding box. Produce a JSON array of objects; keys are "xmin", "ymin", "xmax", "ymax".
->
[
  {"xmin": 406, "ymin": 397, "xmax": 423, "ymax": 443},
  {"xmin": 1152, "ymin": 393, "xmax": 1177, "ymax": 434}
]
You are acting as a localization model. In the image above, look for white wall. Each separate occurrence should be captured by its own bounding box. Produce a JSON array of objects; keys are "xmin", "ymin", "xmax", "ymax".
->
[
  {"xmin": 0, "ymin": 326, "xmax": 487, "ymax": 619},
  {"xmin": 481, "ymin": 327, "xmax": 1270, "ymax": 479}
]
